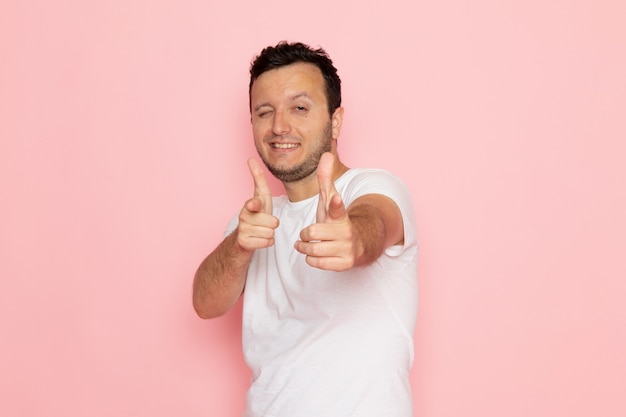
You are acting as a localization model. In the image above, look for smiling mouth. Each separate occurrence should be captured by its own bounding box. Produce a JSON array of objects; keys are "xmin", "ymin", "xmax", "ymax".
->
[{"xmin": 271, "ymin": 143, "xmax": 299, "ymax": 149}]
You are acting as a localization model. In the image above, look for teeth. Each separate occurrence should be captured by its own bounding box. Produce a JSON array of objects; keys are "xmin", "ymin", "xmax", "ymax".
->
[{"xmin": 272, "ymin": 143, "xmax": 298, "ymax": 149}]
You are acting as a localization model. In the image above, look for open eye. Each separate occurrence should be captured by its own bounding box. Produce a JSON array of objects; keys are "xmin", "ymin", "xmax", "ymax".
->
[{"xmin": 294, "ymin": 106, "xmax": 307, "ymax": 112}]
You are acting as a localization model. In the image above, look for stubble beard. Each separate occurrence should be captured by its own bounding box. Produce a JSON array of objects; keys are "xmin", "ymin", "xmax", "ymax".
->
[{"xmin": 258, "ymin": 123, "xmax": 332, "ymax": 183}]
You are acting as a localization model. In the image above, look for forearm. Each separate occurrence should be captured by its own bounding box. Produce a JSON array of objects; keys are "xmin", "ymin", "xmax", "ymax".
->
[
  {"xmin": 348, "ymin": 204, "xmax": 386, "ymax": 266},
  {"xmin": 192, "ymin": 230, "xmax": 252, "ymax": 319},
  {"xmin": 348, "ymin": 194, "xmax": 404, "ymax": 267}
]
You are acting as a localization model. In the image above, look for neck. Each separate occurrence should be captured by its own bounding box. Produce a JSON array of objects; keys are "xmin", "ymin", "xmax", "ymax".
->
[{"xmin": 283, "ymin": 158, "xmax": 349, "ymax": 202}]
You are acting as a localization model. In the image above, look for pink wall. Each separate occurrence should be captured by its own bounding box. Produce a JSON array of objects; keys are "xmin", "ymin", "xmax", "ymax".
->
[{"xmin": 1, "ymin": 1, "xmax": 624, "ymax": 416}]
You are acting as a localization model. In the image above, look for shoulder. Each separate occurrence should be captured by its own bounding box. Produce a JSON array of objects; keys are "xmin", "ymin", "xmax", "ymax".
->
[
  {"xmin": 339, "ymin": 168, "xmax": 417, "ymax": 245},
  {"xmin": 337, "ymin": 168, "xmax": 411, "ymax": 204}
]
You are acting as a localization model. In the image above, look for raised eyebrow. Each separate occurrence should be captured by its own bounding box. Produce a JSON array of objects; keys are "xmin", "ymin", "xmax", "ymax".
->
[{"xmin": 290, "ymin": 92, "xmax": 313, "ymax": 102}]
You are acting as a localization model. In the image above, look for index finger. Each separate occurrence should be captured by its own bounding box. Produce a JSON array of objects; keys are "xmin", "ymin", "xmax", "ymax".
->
[
  {"xmin": 316, "ymin": 152, "xmax": 336, "ymax": 198},
  {"xmin": 247, "ymin": 157, "xmax": 271, "ymax": 198}
]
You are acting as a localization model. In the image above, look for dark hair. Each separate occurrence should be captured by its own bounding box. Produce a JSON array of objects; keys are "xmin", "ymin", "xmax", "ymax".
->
[{"xmin": 249, "ymin": 41, "xmax": 342, "ymax": 116}]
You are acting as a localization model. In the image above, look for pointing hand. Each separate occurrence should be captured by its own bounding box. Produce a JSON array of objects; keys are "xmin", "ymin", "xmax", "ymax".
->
[
  {"xmin": 236, "ymin": 158, "xmax": 279, "ymax": 251},
  {"xmin": 295, "ymin": 153, "xmax": 357, "ymax": 271},
  {"xmin": 315, "ymin": 152, "xmax": 348, "ymax": 224}
]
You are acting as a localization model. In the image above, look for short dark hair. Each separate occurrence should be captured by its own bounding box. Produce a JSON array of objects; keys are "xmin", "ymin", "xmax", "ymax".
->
[{"xmin": 249, "ymin": 41, "xmax": 342, "ymax": 116}]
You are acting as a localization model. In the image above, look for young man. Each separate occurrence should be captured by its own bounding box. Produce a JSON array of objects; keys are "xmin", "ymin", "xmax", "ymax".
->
[{"xmin": 193, "ymin": 41, "xmax": 418, "ymax": 417}]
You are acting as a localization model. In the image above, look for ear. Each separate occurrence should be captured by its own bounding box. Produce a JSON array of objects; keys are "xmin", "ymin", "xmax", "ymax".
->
[{"xmin": 330, "ymin": 107, "xmax": 344, "ymax": 139}]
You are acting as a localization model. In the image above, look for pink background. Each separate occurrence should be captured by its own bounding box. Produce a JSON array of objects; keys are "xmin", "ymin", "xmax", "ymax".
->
[{"xmin": 1, "ymin": 1, "xmax": 625, "ymax": 416}]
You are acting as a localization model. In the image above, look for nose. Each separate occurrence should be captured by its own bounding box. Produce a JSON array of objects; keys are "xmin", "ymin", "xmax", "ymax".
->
[{"xmin": 271, "ymin": 110, "xmax": 291, "ymax": 136}]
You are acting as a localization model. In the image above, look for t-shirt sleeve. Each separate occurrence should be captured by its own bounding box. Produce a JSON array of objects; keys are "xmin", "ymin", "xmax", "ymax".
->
[
  {"xmin": 224, "ymin": 213, "xmax": 239, "ymax": 238},
  {"xmin": 340, "ymin": 169, "xmax": 418, "ymax": 257}
]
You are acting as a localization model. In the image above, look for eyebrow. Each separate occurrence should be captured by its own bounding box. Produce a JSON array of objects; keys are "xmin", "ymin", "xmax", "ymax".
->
[
  {"xmin": 290, "ymin": 92, "xmax": 312, "ymax": 101},
  {"xmin": 253, "ymin": 92, "xmax": 313, "ymax": 112}
]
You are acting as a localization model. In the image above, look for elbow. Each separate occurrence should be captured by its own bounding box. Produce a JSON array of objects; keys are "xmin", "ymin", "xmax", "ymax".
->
[
  {"xmin": 193, "ymin": 305, "xmax": 214, "ymax": 320},
  {"xmin": 195, "ymin": 310, "xmax": 220, "ymax": 320},
  {"xmin": 193, "ymin": 299, "xmax": 228, "ymax": 319},
  {"xmin": 192, "ymin": 293, "xmax": 237, "ymax": 319}
]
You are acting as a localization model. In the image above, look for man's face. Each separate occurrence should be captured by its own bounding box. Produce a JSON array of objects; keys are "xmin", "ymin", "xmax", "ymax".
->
[{"xmin": 250, "ymin": 62, "xmax": 342, "ymax": 183}]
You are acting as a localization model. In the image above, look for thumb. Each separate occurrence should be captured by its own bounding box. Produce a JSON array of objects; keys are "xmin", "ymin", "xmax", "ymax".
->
[
  {"xmin": 245, "ymin": 196, "xmax": 264, "ymax": 214},
  {"xmin": 327, "ymin": 193, "xmax": 348, "ymax": 222}
]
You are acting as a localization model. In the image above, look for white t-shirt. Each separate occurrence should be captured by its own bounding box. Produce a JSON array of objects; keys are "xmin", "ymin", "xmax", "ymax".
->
[{"xmin": 226, "ymin": 168, "xmax": 418, "ymax": 417}]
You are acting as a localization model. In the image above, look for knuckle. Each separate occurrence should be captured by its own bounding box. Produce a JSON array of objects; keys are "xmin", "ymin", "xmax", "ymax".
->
[{"xmin": 307, "ymin": 244, "xmax": 319, "ymax": 257}]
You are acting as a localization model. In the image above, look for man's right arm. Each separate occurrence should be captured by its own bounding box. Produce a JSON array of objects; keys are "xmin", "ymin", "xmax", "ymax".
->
[
  {"xmin": 192, "ymin": 158, "xmax": 277, "ymax": 319},
  {"xmin": 192, "ymin": 230, "xmax": 253, "ymax": 319}
]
